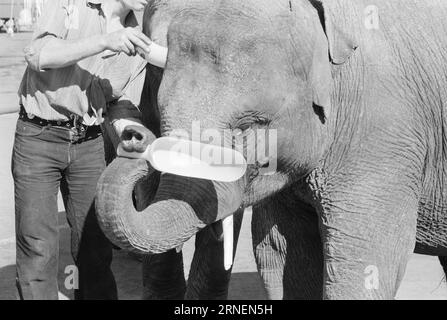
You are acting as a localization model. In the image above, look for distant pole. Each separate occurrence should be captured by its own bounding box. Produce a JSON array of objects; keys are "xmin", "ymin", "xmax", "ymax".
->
[
  {"xmin": 7, "ymin": 0, "xmax": 15, "ymax": 36},
  {"xmin": 10, "ymin": 0, "xmax": 14, "ymax": 19}
]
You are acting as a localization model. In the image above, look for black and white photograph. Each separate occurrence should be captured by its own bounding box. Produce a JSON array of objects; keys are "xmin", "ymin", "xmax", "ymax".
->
[{"xmin": 0, "ymin": 0, "xmax": 446, "ymax": 306}]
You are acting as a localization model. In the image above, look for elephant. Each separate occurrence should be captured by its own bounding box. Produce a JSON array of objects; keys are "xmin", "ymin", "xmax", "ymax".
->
[
  {"xmin": 96, "ymin": 0, "xmax": 447, "ymax": 299},
  {"xmin": 102, "ymin": 102, "xmax": 245, "ymax": 300}
]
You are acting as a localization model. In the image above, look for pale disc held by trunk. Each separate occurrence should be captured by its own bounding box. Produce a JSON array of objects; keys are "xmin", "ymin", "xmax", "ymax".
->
[{"xmin": 117, "ymin": 137, "xmax": 248, "ymax": 182}]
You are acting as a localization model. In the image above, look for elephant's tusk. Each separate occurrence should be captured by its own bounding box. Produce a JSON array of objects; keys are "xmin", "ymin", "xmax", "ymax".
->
[
  {"xmin": 223, "ymin": 215, "xmax": 234, "ymax": 271},
  {"xmin": 175, "ymin": 244, "xmax": 183, "ymax": 253}
]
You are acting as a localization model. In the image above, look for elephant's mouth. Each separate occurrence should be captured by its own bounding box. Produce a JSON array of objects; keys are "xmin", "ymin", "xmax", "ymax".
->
[
  {"xmin": 96, "ymin": 126, "xmax": 246, "ymax": 255},
  {"xmin": 229, "ymin": 120, "xmax": 277, "ymax": 181},
  {"xmin": 95, "ymin": 114, "xmax": 278, "ymax": 259}
]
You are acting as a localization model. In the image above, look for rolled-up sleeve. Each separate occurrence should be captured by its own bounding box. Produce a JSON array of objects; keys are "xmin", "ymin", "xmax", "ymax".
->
[{"xmin": 24, "ymin": 0, "xmax": 69, "ymax": 71}]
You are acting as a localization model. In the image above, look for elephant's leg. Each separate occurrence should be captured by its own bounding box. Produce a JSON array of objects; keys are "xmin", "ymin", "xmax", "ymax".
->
[
  {"xmin": 135, "ymin": 176, "xmax": 187, "ymax": 300},
  {"xmin": 252, "ymin": 190, "xmax": 323, "ymax": 300},
  {"xmin": 142, "ymin": 250, "xmax": 187, "ymax": 300},
  {"xmin": 320, "ymin": 169, "xmax": 419, "ymax": 299},
  {"xmin": 185, "ymin": 209, "xmax": 244, "ymax": 300}
]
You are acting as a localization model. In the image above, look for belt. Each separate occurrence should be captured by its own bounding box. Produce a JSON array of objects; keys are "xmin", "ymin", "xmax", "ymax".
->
[
  {"xmin": 18, "ymin": 106, "xmax": 102, "ymax": 143},
  {"xmin": 19, "ymin": 106, "xmax": 91, "ymax": 129}
]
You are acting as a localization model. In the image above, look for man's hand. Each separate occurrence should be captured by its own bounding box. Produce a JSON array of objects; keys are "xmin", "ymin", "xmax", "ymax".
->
[
  {"xmin": 102, "ymin": 27, "xmax": 152, "ymax": 56},
  {"xmin": 28, "ymin": 28, "xmax": 152, "ymax": 71}
]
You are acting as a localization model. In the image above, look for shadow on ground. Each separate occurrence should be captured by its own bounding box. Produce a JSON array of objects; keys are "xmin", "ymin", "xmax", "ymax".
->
[
  {"xmin": 0, "ymin": 211, "xmax": 265, "ymax": 300},
  {"xmin": 0, "ymin": 225, "xmax": 142, "ymax": 300},
  {"xmin": 0, "ymin": 209, "xmax": 445, "ymax": 300},
  {"xmin": 0, "ymin": 264, "xmax": 15, "ymax": 300},
  {"xmin": 0, "ymin": 263, "xmax": 265, "ymax": 300}
]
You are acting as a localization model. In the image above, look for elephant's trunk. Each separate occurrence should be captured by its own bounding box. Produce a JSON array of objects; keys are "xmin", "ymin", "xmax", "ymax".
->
[{"xmin": 95, "ymin": 157, "xmax": 244, "ymax": 254}]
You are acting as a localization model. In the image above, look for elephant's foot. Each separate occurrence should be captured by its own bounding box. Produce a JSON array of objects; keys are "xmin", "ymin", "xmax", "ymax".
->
[
  {"xmin": 252, "ymin": 189, "xmax": 323, "ymax": 300},
  {"xmin": 186, "ymin": 210, "xmax": 244, "ymax": 300},
  {"xmin": 142, "ymin": 250, "xmax": 186, "ymax": 300}
]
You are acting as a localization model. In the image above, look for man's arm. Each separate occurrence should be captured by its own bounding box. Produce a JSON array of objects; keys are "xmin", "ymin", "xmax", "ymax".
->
[
  {"xmin": 106, "ymin": 59, "xmax": 147, "ymax": 141},
  {"xmin": 25, "ymin": 0, "xmax": 152, "ymax": 71},
  {"xmin": 25, "ymin": 34, "xmax": 105, "ymax": 71},
  {"xmin": 31, "ymin": 28, "xmax": 152, "ymax": 71}
]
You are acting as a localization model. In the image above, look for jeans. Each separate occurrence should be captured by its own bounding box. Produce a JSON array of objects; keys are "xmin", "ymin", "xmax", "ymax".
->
[{"xmin": 12, "ymin": 119, "xmax": 117, "ymax": 300}]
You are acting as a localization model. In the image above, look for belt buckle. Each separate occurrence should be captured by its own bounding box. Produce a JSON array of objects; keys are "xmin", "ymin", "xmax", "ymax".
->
[
  {"xmin": 69, "ymin": 115, "xmax": 79, "ymax": 138},
  {"xmin": 72, "ymin": 115, "xmax": 88, "ymax": 141},
  {"xmin": 78, "ymin": 123, "xmax": 87, "ymax": 140},
  {"xmin": 69, "ymin": 114, "xmax": 79, "ymax": 129}
]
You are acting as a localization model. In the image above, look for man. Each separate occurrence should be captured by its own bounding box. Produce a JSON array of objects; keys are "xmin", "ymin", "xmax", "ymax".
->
[{"xmin": 13, "ymin": 0, "xmax": 153, "ymax": 299}]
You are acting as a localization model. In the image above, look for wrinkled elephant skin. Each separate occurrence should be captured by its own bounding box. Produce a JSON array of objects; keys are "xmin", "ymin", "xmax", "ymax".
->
[{"xmin": 96, "ymin": 0, "xmax": 447, "ymax": 299}]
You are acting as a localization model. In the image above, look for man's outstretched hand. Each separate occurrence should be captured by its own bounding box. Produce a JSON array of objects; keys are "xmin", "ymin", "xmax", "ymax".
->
[{"xmin": 102, "ymin": 27, "xmax": 152, "ymax": 56}]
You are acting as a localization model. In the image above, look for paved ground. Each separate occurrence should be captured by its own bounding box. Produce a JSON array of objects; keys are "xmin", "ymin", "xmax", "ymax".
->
[{"xmin": 0, "ymin": 32, "xmax": 446, "ymax": 300}]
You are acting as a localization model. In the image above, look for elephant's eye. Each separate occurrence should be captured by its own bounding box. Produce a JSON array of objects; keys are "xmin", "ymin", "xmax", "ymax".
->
[
  {"xmin": 230, "ymin": 111, "xmax": 272, "ymax": 131},
  {"xmin": 178, "ymin": 40, "xmax": 221, "ymax": 65},
  {"xmin": 203, "ymin": 46, "xmax": 221, "ymax": 65},
  {"xmin": 179, "ymin": 40, "xmax": 199, "ymax": 58}
]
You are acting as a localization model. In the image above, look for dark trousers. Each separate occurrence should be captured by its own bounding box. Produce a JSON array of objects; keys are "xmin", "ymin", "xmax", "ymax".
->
[{"xmin": 12, "ymin": 119, "xmax": 117, "ymax": 300}]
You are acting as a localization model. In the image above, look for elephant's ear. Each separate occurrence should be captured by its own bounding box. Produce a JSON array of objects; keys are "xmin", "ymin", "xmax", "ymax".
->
[
  {"xmin": 309, "ymin": 27, "xmax": 332, "ymax": 116},
  {"xmin": 310, "ymin": 0, "xmax": 358, "ymax": 65},
  {"xmin": 308, "ymin": 0, "xmax": 357, "ymax": 117}
]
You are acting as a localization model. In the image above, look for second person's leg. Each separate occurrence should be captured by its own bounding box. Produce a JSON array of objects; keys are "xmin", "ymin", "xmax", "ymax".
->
[{"xmin": 61, "ymin": 131, "xmax": 117, "ymax": 300}]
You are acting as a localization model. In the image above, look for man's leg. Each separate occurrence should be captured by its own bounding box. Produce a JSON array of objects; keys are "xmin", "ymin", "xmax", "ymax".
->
[
  {"xmin": 61, "ymin": 133, "xmax": 117, "ymax": 300},
  {"xmin": 12, "ymin": 121, "xmax": 63, "ymax": 299}
]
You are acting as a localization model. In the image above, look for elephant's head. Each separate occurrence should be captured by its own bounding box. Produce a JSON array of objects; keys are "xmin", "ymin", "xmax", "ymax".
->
[{"xmin": 96, "ymin": 0, "xmax": 357, "ymax": 253}]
